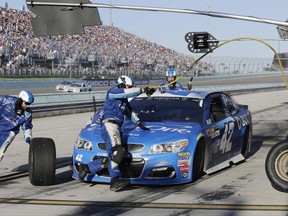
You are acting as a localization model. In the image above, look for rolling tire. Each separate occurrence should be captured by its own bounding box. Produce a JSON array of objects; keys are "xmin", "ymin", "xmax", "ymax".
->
[
  {"xmin": 192, "ymin": 140, "xmax": 205, "ymax": 182},
  {"xmin": 29, "ymin": 137, "xmax": 56, "ymax": 186},
  {"xmin": 241, "ymin": 127, "xmax": 252, "ymax": 159},
  {"xmin": 265, "ymin": 140, "xmax": 288, "ymax": 193}
]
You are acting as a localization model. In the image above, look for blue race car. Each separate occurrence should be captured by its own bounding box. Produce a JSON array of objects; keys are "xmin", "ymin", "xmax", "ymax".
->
[{"xmin": 72, "ymin": 90, "xmax": 252, "ymax": 185}]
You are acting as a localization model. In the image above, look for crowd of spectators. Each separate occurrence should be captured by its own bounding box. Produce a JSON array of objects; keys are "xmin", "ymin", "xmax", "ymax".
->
[{"xmin": 0, "ymin": 6, "xmax": 200, "ymax": 78}]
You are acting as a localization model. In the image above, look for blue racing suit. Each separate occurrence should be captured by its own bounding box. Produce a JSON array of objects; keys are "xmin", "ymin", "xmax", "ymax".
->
[
  {"xmin": 87, "ymin": 86, "xmax": 142, "ymax": 178},
  {"xmin": 0, "ymin": 95, "xmax": 33, "ymax": 162},
  {"xmin": 159, "ymin": 80, "xmax": 185, "ymax": 91}
]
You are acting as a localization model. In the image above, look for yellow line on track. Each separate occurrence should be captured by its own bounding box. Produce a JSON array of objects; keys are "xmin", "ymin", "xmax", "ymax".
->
[{"xmin": 0, "ymin": 198, "xmax": 287, "ymax": 211}]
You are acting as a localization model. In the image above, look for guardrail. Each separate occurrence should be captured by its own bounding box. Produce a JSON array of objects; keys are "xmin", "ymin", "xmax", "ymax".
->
[{"xmin": 31, "ymin": 91, "xmax": 107, "ymax": 118}]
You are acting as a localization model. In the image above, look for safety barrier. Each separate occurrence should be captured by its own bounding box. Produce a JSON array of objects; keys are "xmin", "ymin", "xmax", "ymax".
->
[{"xmin": 31, "ymin": 91, "xmax": 106, "ymax": 118}]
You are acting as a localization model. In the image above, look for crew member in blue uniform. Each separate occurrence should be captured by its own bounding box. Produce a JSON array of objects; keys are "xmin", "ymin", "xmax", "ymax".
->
[
  {"xmin": 0, "ymin": 90, "xmax": 34, "ymax": 162},
  {"xmin": 79, "ymin": 75, "xmax": 155, "ymax": 191},
  {"xmin": 159, "ymin": 68, "xmax": 184, "ymax": 91}
]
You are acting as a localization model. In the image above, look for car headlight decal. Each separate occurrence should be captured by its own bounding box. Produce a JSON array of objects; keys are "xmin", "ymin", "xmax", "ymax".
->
[
  {"xmin": 149, "ymin": 139, "xmax": 188, "ymax": 154},
  {"xmin": 75, "ymin": 136, "xmax": 93, "ymax": 151}
]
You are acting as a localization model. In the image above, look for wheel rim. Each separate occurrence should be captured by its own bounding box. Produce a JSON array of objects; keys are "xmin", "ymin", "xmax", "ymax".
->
[{"xmin": 274, "ymin": 149, "xmax": 288, "ymax": 182}]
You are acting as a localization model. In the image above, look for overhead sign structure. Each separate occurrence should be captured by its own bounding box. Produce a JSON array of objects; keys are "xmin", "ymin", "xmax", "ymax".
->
[
  {"xmin": 185, "ymin": 32, "xmax": 219, "ymax": 53},
  {"xmin": 26, "ymin": 1, "xmax": 288, "ymax": 28},
  {"xmin": 26, "ymin": 0, "xmax": 102, "ymax": 36},
  {"xmin": 277, "ymin": 20, "xmax": 288, "ymax": 40}
]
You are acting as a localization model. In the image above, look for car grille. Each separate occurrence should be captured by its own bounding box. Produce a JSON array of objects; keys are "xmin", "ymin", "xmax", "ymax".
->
[
  {"xmin": 97, "ymin": 142, "xmax": 144, "ymax": 152},
  {"xmin": 146, "ymin": 166, "xmax": 176, "ymax": 179},
  {"xmin": 77, "ymin": 157, "xmax": 146, "ymax": 178},
  {"xmin": 75, "ymin": 157, "xmax": 176, "ymax": 179}
]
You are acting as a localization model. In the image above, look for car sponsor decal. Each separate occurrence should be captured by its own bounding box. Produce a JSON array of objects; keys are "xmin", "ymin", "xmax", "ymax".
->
[
  {"xmin": 180, "ymin": 165, "xmax": 190, "ymax": 172},
  {"xmin": 75, "ymin": 154, "xmax": 83, "ymax": 162},
  {"xmin": 159, "ymin": 160, "xmax": 169, "ymax": 164},
  {"xmin": 178, "ymin": 152, "xmax": 190, "ymax": 156},
  {"xmin": 178, "ymin": 159, "xmax": 190, "ymax": 167},
  {"xmin": 148, "ymin": 125, "xmax": 192, "ymax": 134},
  {"xmin": 234, "ymin": 113, "xmax": 250, "ymax": 129},
  {"xmin": 206, "ymin": 126, "xmax": 220, "ymax": 138},
  {"xmin": 178, "ymin": 152, "xmax": 190, "ymax": 167},
  {"xmin": 206, "ymin": 118, "xmax": 212, "ymax": 125},
  {"xmin": 181, "ymin": 172, "xmax": 189, "ymax": 178}
]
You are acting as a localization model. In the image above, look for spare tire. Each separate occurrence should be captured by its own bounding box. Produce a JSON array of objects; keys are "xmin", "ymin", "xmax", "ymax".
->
[
  {"xmin": 265, "ymin": 140, "xmax": 288, "ymax": 193},
  {"xmin": 29, "ymin": 137, "xmax": 56, "ymax": 186}
]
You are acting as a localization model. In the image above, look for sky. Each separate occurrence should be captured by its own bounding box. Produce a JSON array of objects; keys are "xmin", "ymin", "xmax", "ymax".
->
[{"xmin": 2, "ymin": 0, "xmax": 288, "ymax": 59}]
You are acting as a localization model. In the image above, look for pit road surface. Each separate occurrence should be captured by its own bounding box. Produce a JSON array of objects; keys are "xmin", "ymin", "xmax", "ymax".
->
[{"xmin": 0, "ymin": 89, "xmax": 287, "ymax": 216}]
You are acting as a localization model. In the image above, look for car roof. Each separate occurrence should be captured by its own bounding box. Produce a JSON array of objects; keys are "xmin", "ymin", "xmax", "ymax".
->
[{"xmin": 138, "ymin": 90, "xmax": 211, "ymax": 100}]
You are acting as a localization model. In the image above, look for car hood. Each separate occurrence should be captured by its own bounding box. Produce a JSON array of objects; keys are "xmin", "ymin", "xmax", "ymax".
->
[
  {"xmin": 83, "ymin": 121, "xmax": 202, "ymax": 146},
  {"xmin": 125, "ymin": 122, "xmax": 201, "ymax": 142}
]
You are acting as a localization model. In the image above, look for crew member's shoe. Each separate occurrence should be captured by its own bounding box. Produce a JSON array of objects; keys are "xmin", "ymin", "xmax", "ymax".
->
[
  {"xmin": 78, "ymin": 164, "xmax": 90, "ymax": 182},
  {"xmin": 110, "ymin": 177, "xmax": 129, "ymax": 192}
]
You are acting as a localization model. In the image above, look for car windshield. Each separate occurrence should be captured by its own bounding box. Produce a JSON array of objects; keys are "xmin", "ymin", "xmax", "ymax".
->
[
  {"xmin": 61, "ymin": 81, "xmax": 71, "ymax": 85},
  {"xmin": 71, "ymin": 84, "xmax": 81, "ymax": 87},
  {"xmin": 130, "ymin": 96, "xmax": 203, "ymax": 123}
]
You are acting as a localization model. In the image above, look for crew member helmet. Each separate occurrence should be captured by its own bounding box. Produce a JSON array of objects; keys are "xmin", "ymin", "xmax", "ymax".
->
[
  {"xmin": 117, "ymin": 75, "xmax": 134, "ymax": 87},
  {"xmin": 166, "ymin": 69, "xmax": 176, "ymax": 77},
  {"xmin": 19, "ymin": 90, "xmax": 34, "ymax": 104}
]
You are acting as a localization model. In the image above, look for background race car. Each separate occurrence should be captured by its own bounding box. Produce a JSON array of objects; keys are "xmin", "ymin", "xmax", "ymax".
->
[
  {"xmin": 72, "ymin": 90, "xmax": 253, "ymax": 185},
  {"xmin": 55, "ymin": 81, "xmax": 75, "ymax": 91},
  {"xmin": 65, "ymin": 82, "xmax": 92, "ymax": 93}
]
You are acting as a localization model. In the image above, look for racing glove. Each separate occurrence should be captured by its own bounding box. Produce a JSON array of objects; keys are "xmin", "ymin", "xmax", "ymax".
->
[
  {"xmin": 137, "ymin": 121, "xmax": 150, "ymax": 130},
  {"xmin": 187, "ymin": 81, "xmax": 192, "ymax": 90},
  {"xmin": 143, "ymin": 87, "xmax": 156, "ymax": 96},
  {"xmin": 187, "ymin": 77, "xmax": 193, "ymax": 90},
  {"xmin": 25, "ymin": 137, "xmax": 31, "ymax": 144}
]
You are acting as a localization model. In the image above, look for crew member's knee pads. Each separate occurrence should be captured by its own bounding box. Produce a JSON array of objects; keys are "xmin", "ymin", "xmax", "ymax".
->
[{"xmin": 111, "ymin": 145, "xmax": 126, "ymax": 164}]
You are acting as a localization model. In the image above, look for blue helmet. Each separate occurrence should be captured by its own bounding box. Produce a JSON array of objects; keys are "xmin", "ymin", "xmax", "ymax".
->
[
  {"xmin": 166, "ymin": 69, "xmax": 176, "ymax": 77},
  {"xmin": 19, "ymin": 90, "xmax": 34, "ymax": 104}
]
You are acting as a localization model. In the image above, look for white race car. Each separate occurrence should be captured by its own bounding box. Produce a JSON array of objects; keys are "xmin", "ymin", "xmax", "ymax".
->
[
  {"xmin": 55, "ymin": 81, "xmax": 75, "ymax": 91},
  {"xmin": 65, "ymin": 82, "xmax": 92, "ymax": 93}
]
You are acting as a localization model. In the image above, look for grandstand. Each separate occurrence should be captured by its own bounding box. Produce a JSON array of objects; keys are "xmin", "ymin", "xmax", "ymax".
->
[{"xmin": 0, "ymin": 6, "xmax": 273, "ymax": 78}]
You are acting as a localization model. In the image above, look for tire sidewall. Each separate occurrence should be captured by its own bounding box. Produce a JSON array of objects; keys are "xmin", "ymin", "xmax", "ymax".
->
[{"xmin": 265, "ymin": 140, "xmax": 288, "ymax": 192}]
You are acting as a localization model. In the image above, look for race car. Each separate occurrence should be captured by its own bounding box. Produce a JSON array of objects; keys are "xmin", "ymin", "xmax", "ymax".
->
[
  {"xmin": 72, "ymin": 90, "xmax": 253, "ymax": 185},
  {"xmin": 55, "ymin": 80, "xmax": 75, "ymax": 91},
  {"xmin": 65, "ymin": 82, "xmax": 92, "ymax": 93}
]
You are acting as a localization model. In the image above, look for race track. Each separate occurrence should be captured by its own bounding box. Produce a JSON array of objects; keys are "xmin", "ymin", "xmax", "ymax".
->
[{"xmin": 0, "ymin": 88, "xmax": 288, "ymax": 216}]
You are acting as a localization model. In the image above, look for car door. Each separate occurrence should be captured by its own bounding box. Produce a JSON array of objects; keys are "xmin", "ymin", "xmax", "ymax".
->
[
  {"xmin": 203, "ymin": 93, "xmax": 238, "ymax": 170},
  {"xmin": 222, "ymin": 93, "xmax": 251, "ymax": 155}
]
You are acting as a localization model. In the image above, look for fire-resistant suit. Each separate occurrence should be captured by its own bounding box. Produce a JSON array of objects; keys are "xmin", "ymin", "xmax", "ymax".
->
[
  {"xmin": 88, "ymin": 86, "xmax": 144, "ymax": 178},
  {"xmin": 0, "ymin": 95, "xmax": 33, "ymax": 162}
]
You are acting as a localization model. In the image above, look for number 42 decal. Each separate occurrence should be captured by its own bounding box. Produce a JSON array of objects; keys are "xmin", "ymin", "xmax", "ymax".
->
[{"xmin": 219, "ymin": 122, "xmax": 234, "ymax": 153}]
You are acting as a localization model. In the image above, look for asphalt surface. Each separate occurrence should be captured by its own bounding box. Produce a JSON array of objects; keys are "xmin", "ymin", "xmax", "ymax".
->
[{"xmin": 0, "ymin": 86, "xmax": 288, "ymax": 216}]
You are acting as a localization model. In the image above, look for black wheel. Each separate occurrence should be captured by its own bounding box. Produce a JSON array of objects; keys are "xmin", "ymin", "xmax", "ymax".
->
[
  {"xmin": 265, "ymin": 140, "xmax": 288, "ymax": 193},
  {"xmin": 241, "ymin": 127, "xmax": 252, "ymax": 159},
  {"xmin": 192, "ymin": 140, "xmax": 205, "ymax": 182},
  {"xmin": 29, "ymin": 137, "xmax": 56, "ymax": 186}
]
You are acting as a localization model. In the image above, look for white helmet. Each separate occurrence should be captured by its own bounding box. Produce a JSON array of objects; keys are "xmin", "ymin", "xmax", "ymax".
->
[
  {"xmin": 117, "ymin": 75, "xmax": 134, "ymax": 86},
  {"xmin": 19, "ymin": 90, "xmax": 34, "ymax": 104}
]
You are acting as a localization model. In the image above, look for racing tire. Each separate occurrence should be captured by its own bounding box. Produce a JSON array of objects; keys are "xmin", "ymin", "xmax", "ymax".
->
[
  {"xmin": 29, "ymin": 137, "xmax": 56, "ymax": 186},
  {"xmin": 192, "ymin": 140, "xmax": 205, "ymax": 182},
  {"xmin": 241, "ymin": 127, "xmax": 252, "ymax": 159},
  {"xmin": 265, "ymin": 140, "xmax": 288, "ymax": 193}
]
